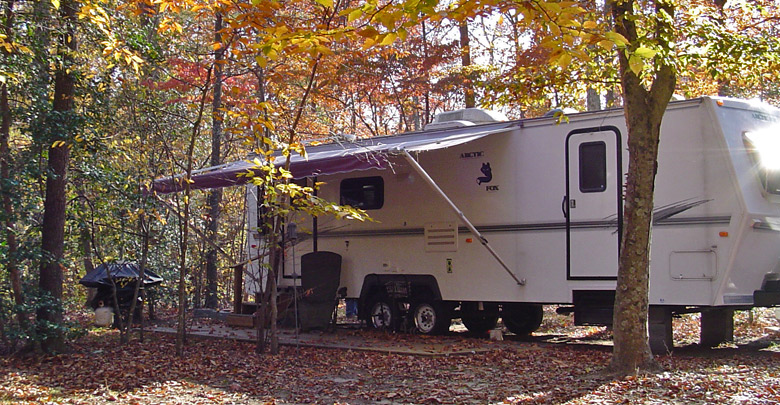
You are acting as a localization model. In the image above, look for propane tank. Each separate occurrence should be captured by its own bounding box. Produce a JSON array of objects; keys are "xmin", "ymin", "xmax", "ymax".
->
[{"xmin": 94, "ymin": 303, "xmax": 114, "ymax": 327}]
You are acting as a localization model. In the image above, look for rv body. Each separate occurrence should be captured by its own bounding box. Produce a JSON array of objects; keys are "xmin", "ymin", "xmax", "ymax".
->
[{"xmin": 245, "ymin": 97, "xmax": 780, "ymax": 349}]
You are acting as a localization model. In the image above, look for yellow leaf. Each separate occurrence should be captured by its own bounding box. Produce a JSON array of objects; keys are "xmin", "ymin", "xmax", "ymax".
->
[
  {"xmin": 212, "ymin": 42, "xmax": 222, "ymax": 50},
  {"xmin": 628, "ymin": 54, "xmax": 644, "ymax": 76},
  {"xmin": 255, "ymin": 55, "xmax": 267, "ymax": 68},
  {"xmin": 380, "ymin": 32, "xmax": 397, "ymax": 46},
  {"xmin": 315, "ymin": 0, "xmax": 333, "ymax": 8},
  {"xmin": 597, "ymin": 39, "xmax": 614, "ymax": 50},
  {"xmin": 348, "ymin": 8, "xmax": 362, "ymax": 22},
  {"xmin": 556, "ymin": 52, "xmax": 572, "ymax": 69},
  {"xmin": 51, "ymin": 0, "xmax": 60, "ymax": 10},
  {"xmin": 583, "ymin": 20, "xmax": 597, "ymax": 29},
  {"xmin": 635, "ymin": 46, "xmax": 657, "ymax": 59},
  {"xmin": 361, "ymin": 37, "xmax": 376, "ymax": 50},
  {"xmin": 605, "ymin": 31, "xmax": 629, "ymax": 47}
]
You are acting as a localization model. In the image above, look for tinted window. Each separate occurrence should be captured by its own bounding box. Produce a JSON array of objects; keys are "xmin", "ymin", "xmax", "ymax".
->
[
  {"xmin": 340, "ymin": 176, "xmax": 384, "ymax": 210},
  {"xmin": 579, "ymin": 142, "xmax": 607, "ymax": 192}
]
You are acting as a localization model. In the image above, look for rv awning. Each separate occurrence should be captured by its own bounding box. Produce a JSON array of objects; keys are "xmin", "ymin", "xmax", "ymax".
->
[{"xmin": 152, "ymin": 123, "xmax": 515, "ymax": 194}]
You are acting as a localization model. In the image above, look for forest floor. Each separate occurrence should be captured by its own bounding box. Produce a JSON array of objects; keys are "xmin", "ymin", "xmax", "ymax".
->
[{"xmin": 1, "ymin": 306, "xmax": 780, "ymax": 404}]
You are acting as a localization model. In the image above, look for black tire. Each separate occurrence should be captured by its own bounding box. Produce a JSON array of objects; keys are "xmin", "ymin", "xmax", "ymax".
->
[
  {"xmin": 367, "ymin": 297, "xmax": 397, "ymax": 331},
  {"xmin": 462, "ymin": 315, "xmax": 499, "ymax": 335},
  {"xmin": 460, "ymin": 302, "xmax": 499, "ymax": 335},
  {"xmin": 411, "ymin": 299, "xmax": 451, "ymax": 335},
  {"xmin": 502, "ymin": 303, "xmax": 543, "ymax": 335}
]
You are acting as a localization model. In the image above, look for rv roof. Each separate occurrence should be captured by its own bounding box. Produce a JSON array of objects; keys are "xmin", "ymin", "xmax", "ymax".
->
[{"xmin": 152, "ymin": 121, "xmax": 517, "ymax": 193}]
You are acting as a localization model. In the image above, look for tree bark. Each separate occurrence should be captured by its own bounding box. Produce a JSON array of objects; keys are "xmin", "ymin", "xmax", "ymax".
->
[
  {"xmin": 0, "ymin": 0, "xmax": 23, "ymax": 328},
  {"xmin": 609, "ymin": 0, "xmax": 676, "ymax": 374},
  {"xmin": 205, "ymin": 12, "xmax": 224, "ymax": 309},
  {"xmin": 459, "ymin": 21, "xmax": 475, "ymax": 108},
  {"xmin": 175, "ymin": 67, "xmax": 213, "ymax": 356},
  {"xmin": 38, "ymin": 0, "xmax": 78, "ymax": 354}
]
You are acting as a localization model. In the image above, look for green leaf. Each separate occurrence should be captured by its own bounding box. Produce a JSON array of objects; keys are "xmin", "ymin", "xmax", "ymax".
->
[
  {"xmin": 348, "ymin": 8, "xmax": 362, "ymax": 22},
  {"xmin": 628, "ymin": 54, "xmax": 644, "ymax": 76},
  {"xmin": 635, "ymin": 46, "xmax": 657, "ymax": 59}
]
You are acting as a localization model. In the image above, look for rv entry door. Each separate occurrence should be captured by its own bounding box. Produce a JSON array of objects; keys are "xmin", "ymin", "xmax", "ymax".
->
[{"xmin": 564, "ymin": 126, "xmax": 622, "ymax": 280}]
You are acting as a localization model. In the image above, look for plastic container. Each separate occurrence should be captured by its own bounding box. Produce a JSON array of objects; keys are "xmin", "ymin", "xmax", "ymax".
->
[{"xmin": 95, "ymin": 305, "xmax": 114, "ymax": 327}]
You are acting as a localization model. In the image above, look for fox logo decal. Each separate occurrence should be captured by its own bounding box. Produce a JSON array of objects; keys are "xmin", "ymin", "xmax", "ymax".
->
[{"xmin": 477, "ymin": 162, "xmax": 493, "ymax": 185}]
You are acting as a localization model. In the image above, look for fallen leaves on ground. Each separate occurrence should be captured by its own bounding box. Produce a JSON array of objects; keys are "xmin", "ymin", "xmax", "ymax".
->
[{"xmin": 0, "ymin": 308, "xmax": 778, "ymax": 404}]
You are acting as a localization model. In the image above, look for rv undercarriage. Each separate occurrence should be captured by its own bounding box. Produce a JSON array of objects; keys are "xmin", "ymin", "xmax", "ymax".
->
[
  {"xmin": 356, "ymin": 281, "xmax": 774, "ymax": 354},
  {"xmin": 357, "ymin": 274, "xmax": 543, "ymax": 336}
]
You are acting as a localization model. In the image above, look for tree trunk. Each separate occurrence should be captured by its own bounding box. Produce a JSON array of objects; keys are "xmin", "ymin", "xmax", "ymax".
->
[
  {"xmin": 1, "ymin": 0, "xmax": 23, "ymax": 328},
  {"xmin": 76, "ymin": 182, "xmax": 95, "ymax": 306},
  {"xmin": 586, "ymin": 88, "xmax": 601, "ymax": 111},
  {"xmin": 175, "ymin": 67, "xmax": 213, "ymax": 356},
  {"xmin": 205, "ymin": 12, "xmax": 225, "ymax": 309},
  {"xmin": 609, "ymin": 0, "xmax": 676, "ymax": 374},
  {"xmin": 459, "ymin": 21, "xmax": 475, "ymax": 108},
  {"xmin": 38, "ymin": 0, "xmax": 78, "ymax": 354}
]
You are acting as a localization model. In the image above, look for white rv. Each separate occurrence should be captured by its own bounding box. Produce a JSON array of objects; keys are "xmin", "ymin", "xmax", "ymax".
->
[{"xmin": 155, "ymin": 96, "xmax": 780, "ymax": 351}]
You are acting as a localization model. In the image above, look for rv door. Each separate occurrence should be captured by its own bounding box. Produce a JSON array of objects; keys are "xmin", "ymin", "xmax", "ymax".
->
[{"xmin": 565, "ymin": 126, "xmax": 623, "ymax": 280}]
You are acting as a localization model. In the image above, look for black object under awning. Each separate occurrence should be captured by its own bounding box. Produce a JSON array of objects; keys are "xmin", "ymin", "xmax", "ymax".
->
[{"xmin": 79, "ymin": 262, "xmax": 163, "ymax": 289}]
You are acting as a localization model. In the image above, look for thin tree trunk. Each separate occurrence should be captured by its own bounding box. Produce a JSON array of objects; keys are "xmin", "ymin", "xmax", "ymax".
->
[
  {"xmin": 175, "ymin": 67, "xmax": 213, "ymax": 356},
  {"xmin": 609, "ymin": 0, "xmax": 676, "ymax": 374},
  {"xmin": 205, "ymin": 12, "xmax": 225, "ymax": 309},
  {"xmin": 1, "ymin": 0, "xmax": 23, "ymax": 328},
  {"xmin": 76, "ymin": 181, "xmax": 95, "ymax": 306},
  {"xmin": 39, "ymin": 0, "xmax": 78, "ymax": 354},
  {"xmin": 124, "ymin": 208, "xmax": 150, "ymax": 344},
  {"xmin": 459, "ymin": 21, "xmax": 475, "ymax": 108}
]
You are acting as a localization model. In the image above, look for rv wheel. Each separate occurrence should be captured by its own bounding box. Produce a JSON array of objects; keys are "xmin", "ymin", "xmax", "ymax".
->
[
  {"xmin": 368, "ymin": 298, "xmax": 396, "ymax": 330},
  {"xmin": 502, "ymin": 303, "xmax": 543, "ymax": 335},
  {"xmin": 462, "ymin": 315, "xmax": 499, "ymax": 335},
  {"xmin": 412, "ymin": 300, "xmax": 451, "ymax": 335},
  {"xmin": 461, "ymin": 302, "xmax": 499, "ymax": 335}
]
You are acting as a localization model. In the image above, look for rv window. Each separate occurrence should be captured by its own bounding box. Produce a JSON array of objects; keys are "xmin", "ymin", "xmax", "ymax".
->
[
  {"xmin": 340, "ymin": 176, "xmax": 384, "ymax": 210},
  {"xmin": 744, "ymin": 135, "xmax": 780, "ymax": 195},
  {"xmin": 579, "ymin": 141, "xmax": 607, "ymax": 193}
]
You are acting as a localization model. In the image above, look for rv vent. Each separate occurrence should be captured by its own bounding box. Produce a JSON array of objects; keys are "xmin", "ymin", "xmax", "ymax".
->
[
  {"xmin": 424, "ymin": 222, "xmax": 458, "ymax": 252},
  {"xmin": 425, "ymin": 108, "xmax": 507, "ymax": 131}
]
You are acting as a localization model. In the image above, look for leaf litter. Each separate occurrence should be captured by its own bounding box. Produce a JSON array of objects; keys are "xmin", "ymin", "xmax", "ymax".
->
[{"xmin": 0, "ymin": 307, "xmax": 778, "ymax": 404}]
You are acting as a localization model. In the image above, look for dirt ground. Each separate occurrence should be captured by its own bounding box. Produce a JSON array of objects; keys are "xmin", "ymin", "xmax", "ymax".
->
[{"xmin": 1, "ymin": 307, "xmax": 779, "ymax": 404}]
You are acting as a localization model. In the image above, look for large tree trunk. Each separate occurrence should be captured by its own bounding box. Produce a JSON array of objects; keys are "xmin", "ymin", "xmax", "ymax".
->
[
  {"xmin": 205, "ymin": 12, "xmax": 224, "ymax": 310},
  {"xmin": 610, "ymin": 0, "xmax": 676, "ymax": 374},
  {"xmin": 38, "ymin": 0, "xmax": 78, "ymax": 354}
]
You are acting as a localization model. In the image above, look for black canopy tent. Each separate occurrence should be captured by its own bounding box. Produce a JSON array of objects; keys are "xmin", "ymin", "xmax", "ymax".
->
[
  {"xmin": 79, "ymin": 262, "xmax": 163, "ymax": 289},
  {"xmin": 80, "ymin": 262, "xmax": 163, "ymax": 326}
]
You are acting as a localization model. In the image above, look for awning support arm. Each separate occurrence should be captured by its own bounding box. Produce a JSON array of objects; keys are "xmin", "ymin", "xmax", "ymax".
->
[{"xmin": 399, "ymin": 149, "xmax": 525, "ymax": 286}]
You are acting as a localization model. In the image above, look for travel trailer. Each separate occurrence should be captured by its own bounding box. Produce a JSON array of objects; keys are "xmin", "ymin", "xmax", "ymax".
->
[{"xmin": 154, "ymin": 96, "xmax": 780, "ymax": 352}]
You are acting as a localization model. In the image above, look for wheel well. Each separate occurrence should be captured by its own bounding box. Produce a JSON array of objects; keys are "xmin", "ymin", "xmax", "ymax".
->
[{"xmin": 357, "ymin": 274, "xmax": 442, "ymax": 319}]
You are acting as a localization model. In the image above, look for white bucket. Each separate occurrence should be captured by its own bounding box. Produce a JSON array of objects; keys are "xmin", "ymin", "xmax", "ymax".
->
[{"xmin": 95, "ymin": 306, "xmax": 114, "ymax": 327}]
